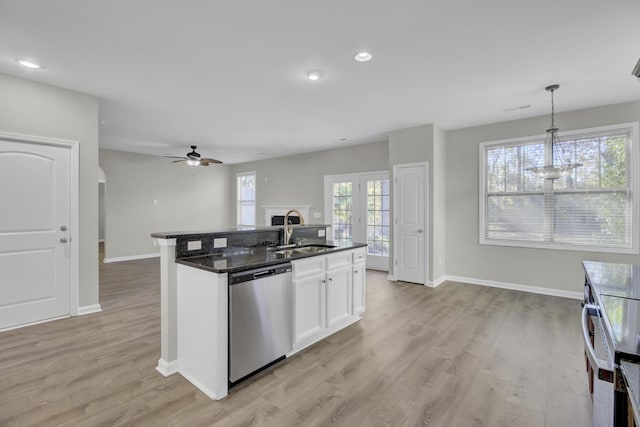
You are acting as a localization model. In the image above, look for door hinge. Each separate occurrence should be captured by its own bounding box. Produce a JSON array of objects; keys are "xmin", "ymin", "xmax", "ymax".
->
[{"xmin": 395, "ymin": 259, "xmax": 398, "ymax": 265}]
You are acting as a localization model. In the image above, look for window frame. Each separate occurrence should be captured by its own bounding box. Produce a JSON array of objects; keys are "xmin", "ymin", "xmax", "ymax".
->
[
  {"xmin": 479, "ymin": 122, "xmax": 639, "ymax": 254},
  {"xmin": 236, "ymin": 171, "xmax": 256, "ymax": 227}
]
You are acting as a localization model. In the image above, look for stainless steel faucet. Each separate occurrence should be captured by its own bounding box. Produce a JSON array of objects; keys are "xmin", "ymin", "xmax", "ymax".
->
[{"xmin": 283, "ymin": 209, "xmax": 305, "ymax": 246}]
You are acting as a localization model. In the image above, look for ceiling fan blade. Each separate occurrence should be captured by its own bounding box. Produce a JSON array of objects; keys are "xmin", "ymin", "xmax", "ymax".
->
[
  {"xmin": 172, "ymin": 159, "xmax": 187, "ymax": 163},
  {"xmin": 201, "ymin": 157, "xmax": 223, "ymax": 164},
  {"xmin": 164, "ymin": 155, "xmax": 187, "ymax": 159},
  {"xmin": 199, "ymin": 160, "xmax": 210, "ymax": 166}
]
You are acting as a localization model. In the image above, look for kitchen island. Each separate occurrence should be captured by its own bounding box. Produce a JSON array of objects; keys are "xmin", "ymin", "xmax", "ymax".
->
[{"xmin": 152, "ymin": 225, "xmax": 366, "ymax": 399}]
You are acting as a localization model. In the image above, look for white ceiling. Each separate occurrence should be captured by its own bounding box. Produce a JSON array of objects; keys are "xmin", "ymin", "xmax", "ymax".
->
[{"xmin": 1, "ymin": 0, "xmax": 639, "ymax": 164}]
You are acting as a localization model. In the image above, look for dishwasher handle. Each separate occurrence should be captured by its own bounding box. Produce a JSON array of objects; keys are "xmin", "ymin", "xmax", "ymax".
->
[
  {"xmin": 582, "ymin": 303, "xmax": 614, "ymax": 383},
  {"xmin": 253, "ymin": 270, "xmax": 274, "ymax": 279}
]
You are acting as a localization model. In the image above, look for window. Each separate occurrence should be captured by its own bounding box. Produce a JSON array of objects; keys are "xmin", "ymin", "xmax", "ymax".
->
[
  {"xmin": 237, "ymin": 172, "xmax": 256, "ymax": 226},
  {"xmin": 366, "ymin": 179, "xmax": 390, "ymax": 257},
  {"xmin": 480, "ymin": 123, "xmax": 638, "ymax": 253},
  {"xmin": 331, "ymin": 181, "xmax": 353, "ymax": 245}
]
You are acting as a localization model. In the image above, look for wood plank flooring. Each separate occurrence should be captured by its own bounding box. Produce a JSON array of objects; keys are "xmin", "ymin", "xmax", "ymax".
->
[{"xmin": 0, "ymin": 256, "xmax": 592, "ymax": 426}]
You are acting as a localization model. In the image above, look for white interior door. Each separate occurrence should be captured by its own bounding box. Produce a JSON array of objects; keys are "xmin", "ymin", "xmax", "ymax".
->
[
  {"xmin": 0, "ymin": 138, "xmax": 71, "ymax": 329},
  {"xmin": 394, "ymin": 163, "xmax": 426, "ymax": 284}
]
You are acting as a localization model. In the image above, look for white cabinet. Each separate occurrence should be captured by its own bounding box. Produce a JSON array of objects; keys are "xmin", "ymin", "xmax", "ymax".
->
[
  {"xmin": 326, "ymin": 265, "xmax": 352, "ymax": 327},
  {"xmin": 291, "ymin": 248, "xmax": 365, "ymax": 354},
  {"xmin": 352, "ymin": 248, "xmax": 366, "ymax": 315},
  {"xmin": 294, "ymin": 273, "xmax": 326, "ymax": 343}
]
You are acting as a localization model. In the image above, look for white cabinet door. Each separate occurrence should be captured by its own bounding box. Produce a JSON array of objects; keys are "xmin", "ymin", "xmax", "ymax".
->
[
  {"xmin": 326, "ymin": 265, "xmax": 352, "ymax": 328},
  {"xmin": 294, "ymin": 274, "xmax": 326, "ymax": 343},
  {"xmin": 352, "ymin": 262, "xmax": 366, "ymax": 315}
]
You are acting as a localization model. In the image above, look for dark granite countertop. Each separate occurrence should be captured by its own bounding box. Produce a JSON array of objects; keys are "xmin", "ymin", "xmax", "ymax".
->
[{"xmin": 176, "ymin": 242, "xmax": 367, "ymax": 274}]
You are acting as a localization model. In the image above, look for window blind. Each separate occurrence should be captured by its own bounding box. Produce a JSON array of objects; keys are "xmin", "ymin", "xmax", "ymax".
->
[{"xmin": 480, "ymin": 124, "xmax": 637, "ymax": 253}]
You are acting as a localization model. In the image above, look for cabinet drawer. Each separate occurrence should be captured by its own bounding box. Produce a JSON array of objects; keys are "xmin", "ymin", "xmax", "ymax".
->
[
  {"xmin": 292, "ymin": 256, "xmax": 325, "ymax": 279},
  {"xmin": 326, "ymin": 251, "xmax": 353, "ymax": 270},
  {"xmin": 352, "ymin": 248, "xmax": 366, "ymax": 264}
]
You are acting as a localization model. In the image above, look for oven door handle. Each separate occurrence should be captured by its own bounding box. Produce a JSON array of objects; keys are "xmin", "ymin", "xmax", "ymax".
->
[{"xmin": 582, "ymin": 303, "xmax": 614, "ymax": 383}]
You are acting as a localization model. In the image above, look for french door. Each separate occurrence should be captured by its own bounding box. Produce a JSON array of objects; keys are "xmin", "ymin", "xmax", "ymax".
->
[{"xmin": 324, "ymin": 172, "xmax": 390, "ymax": 270}]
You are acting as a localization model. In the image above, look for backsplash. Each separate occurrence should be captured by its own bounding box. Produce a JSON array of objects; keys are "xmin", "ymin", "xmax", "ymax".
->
[{"xmin": 174, "ymin": 225, "xmax": 328, "ymax": 259}]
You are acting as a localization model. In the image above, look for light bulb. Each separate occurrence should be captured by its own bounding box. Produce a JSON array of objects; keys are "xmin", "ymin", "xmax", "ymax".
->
[
  {"xmin": 307, "ymin": 70, "xmax": 323, "ymax": 81},
  {"xmin": 354, "ymin": 52, "xmax": 372, "ymax": 62},
  {"xmin": 17, "ymin": 59, "xmax": 42, "ymax": 69}
]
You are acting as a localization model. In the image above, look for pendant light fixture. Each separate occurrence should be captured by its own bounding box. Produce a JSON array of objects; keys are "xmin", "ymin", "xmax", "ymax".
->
[{"xmin": 526, "ymin": 84, "xmax": 582, "ymax": 180}]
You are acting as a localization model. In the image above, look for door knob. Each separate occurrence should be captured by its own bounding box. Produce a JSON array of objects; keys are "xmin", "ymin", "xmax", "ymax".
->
[
  {"xmin": 60, "ymin": 225, "xmax": 68, "ymax": 231},
  {"xmin": 417, "ymin": 229, "xmax": 424, "ymax": 233},
  {"xmin": 60, "ymin": 238, "xmax": 68, "ymax": 243}
]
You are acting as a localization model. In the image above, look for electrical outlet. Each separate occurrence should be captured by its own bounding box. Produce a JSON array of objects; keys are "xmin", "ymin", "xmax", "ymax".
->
[
  {"xmin": 313, "ymin": 212, "xmax": 321, "ymax": 218},
  {"xmin": 318, "ymin": 229, "xmax": 325, "ymax": 237},
  {"xmin": 214, "ymin": 238, "xmax": 227, "ymax": 248},
  {"xmin": 187, "ymin": 240, "xmax": 202, "ymax": 251}
]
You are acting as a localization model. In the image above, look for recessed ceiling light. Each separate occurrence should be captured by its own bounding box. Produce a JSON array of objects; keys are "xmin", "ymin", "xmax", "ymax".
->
[
  {"xmin": 16, "ymin": 58, "xmax": 43, "ymax": 69},
  {"xmin": 307, "ymin": 70, "xmax": 324, "ymax": 81},
  {"xmin": 354, "ymin": 52, "xmax": 372, "ymax": 62}
]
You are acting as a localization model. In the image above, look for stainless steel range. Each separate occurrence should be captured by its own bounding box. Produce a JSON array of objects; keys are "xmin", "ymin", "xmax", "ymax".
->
[{"xmin": 583, "ymin": 261, "xmax": 640, "ymax": 427}]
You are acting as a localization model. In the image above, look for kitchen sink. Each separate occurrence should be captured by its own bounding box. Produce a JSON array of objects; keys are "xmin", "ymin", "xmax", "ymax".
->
[{"xmin": 270, "ymin": 243, "xmax": 337, "ymax": 256}]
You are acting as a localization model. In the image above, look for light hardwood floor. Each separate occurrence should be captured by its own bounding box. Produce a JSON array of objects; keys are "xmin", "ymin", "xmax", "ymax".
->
[{"xmin": 0, "ymin": 256, "xmax": 592, "ymax": 426}]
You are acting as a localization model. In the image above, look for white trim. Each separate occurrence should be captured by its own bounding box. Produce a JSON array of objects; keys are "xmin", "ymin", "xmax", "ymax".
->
[
  {"xmin": 156, "ymin": 358, "xmax": 180, "ymax": 377},
  {"xmin": 393, "ymin": 162, "xmax": 429, "ymax": 286},
  {"xmin": 387, "ymin": 273, "xmax": 397, "ymax": 281},
  {"xmin": 444, "ymin": 275, "xmax": 583, "ymax": 300},
  {"xmin": 0, "ymin": 131, "xmax": 81, "ymax": 317},
  {"xmin": 0, "ymin": 315, "xmax": 70, "ymax": 332},
  {"xmin": 178, "ymin": 369, "xmax": 223, "ymax": 400},
  {"xmin": 103, "ymin": 253, "xmax": 160, "ymax": 263},
  {"xmin": 98, "ymin": 239, "xmax": 105, "ymax": 243},
  {"xmin": 77, "ymin": 304, "xmax": 102, "ymax": 315},
  {"xmin": 428, "ymin": 275, "xmax": 448, "ymax": 288}
]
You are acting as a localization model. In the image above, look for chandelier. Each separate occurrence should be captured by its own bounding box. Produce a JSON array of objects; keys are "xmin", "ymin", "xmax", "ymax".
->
[{"xmin": 526, "ymin": 84, "xmax": 582, "ymax": 180}]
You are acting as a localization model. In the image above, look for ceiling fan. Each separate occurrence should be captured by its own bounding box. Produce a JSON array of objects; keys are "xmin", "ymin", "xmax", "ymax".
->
[{"xmin": 164, "ymin": 145, "xmax": 223, "ymax": 166}]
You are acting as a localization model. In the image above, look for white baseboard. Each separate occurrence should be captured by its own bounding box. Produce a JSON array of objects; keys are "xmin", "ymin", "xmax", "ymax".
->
[
  {"xmin": 77, "ymin": 304, "xmax": 102, "ymax": 315},
  {"xmin": 387, "ymin": 273, "xmax": 397, "ymax": 281},
  {"xmin": 103, "ymin": 253, "xmax": 160, "ymax": 263},
  {"xmin": 156, "ymin": 358, "xmax": 180, "ymax": 377},
  {"xmin": 0, "ymin": 315, "xmax": 70, "ymax": 332},
  {"xmin": 427, "ymin": 275, "xmax": 448, "ymax": 288},
  {"xmin": 443, "ymin": 275, "xmax": 583, "ymax": 300}
]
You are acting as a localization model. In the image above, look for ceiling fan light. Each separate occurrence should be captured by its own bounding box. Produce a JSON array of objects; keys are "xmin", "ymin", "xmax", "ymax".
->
[{"xmin": 186, "ymin": 159, "xmax": 200, "ymax": 166}]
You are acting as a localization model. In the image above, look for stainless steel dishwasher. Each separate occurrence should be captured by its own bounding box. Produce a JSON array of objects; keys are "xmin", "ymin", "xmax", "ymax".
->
[{"xmin": 229, "ymin": 263, "xmax": 293, "ymax": 385}]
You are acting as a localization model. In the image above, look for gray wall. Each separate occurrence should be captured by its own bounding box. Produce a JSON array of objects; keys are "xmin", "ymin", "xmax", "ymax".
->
[
  {"xmin": 0, "ymin": 73, "xmax": 100, "ymax": 307},
  {"xmin": 445, "ymin": 100, "xmax": 640, "ymax": 294},
  {"xmin": 100, "ymin": 149, "xmax": 233, "ymax": 259},
  {"xmin": 231, "ymin": 141, "xmax": 389, "ymax": 226}
]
